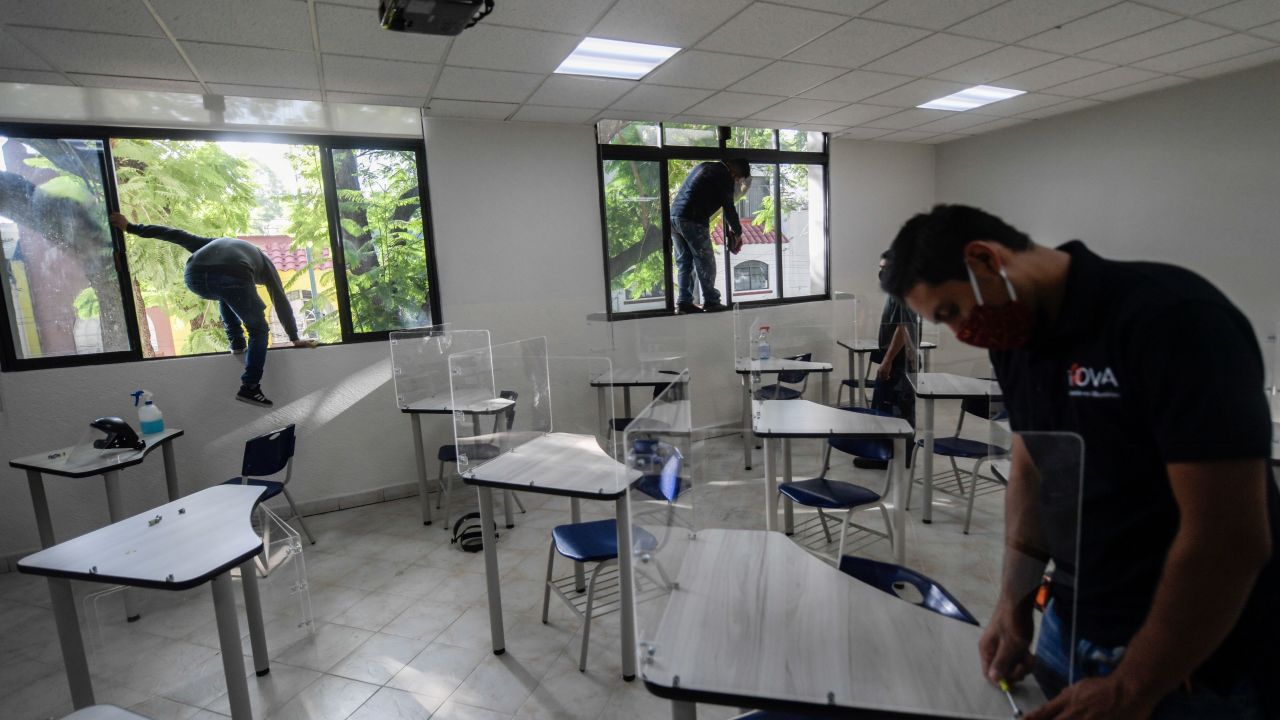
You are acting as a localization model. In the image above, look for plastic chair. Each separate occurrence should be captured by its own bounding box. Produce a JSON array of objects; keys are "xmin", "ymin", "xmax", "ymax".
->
[
  {"xmin": 222, "ymin": 424, "xmax": 314, "ymax": 545},
  {"xmin": 437, "ymin": 390, "xmax": 525, "ymax": 527},
  {"xmin": 907, "ymin": 396, "xmax": 1009, "ymax": 533},
  {"xmin": 608, "ymin": 373, "xmax": 679, "ymax": 457},
  {"xmin": 755, "ymin": 353, "xmax": 812, "ymax": 400}
]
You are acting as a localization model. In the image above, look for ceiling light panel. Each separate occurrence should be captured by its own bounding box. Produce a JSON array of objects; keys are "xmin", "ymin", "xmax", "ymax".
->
[{"xmin": 555, "ymin": 37, "xmax": 680, "ymax": 80}]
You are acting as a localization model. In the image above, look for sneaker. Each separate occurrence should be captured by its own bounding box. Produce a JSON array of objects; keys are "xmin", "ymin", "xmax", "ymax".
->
[
  {"xmin": 236, "ymin": 385, "xmax": 273, "ymax": 407},
  {"xmin": 853, "ymin": 457, "xmax": 888, "ymax": 470},
  {"xmin": 701, "ymin": 301, "xmax": 730, "ymax": 313},
  {"xmin": 676, "ymin": 302, "xmax": 703, "ymax": 315},
  {"xmin": 229, "ymin": 345, "xmax": 247, "ymax": 356}
]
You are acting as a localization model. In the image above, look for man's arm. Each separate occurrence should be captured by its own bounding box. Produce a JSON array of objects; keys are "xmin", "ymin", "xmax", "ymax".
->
[
  {"xmin": 877, "ymin": 325, "xmax": 910, "ymax": 379},
  {"xmin": 109, "ymin": 212, "xmax": 212, "ymax": 254},
  {"xmin": 720, "ymin": 176, "xmax": 743, "ymax": 236},
  {"xmin": 260, "ymin": 260, "xmax": 301, "ymax": 342},
  {"xmin": 1027, "ymin": 458, "xmax": 1271, "ymax": 719}
]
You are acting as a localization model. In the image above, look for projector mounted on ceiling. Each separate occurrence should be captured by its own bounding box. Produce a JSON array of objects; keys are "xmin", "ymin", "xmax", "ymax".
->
[{"xmin": 378, "ymin": 0, "xmax": 494, "ymax": 36}]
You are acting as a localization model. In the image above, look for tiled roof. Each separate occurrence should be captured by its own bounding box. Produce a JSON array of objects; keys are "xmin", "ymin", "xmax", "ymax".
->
[
  {"xmin": 239, "ymin": 235, "xmax": 332, "ymax": 272},
  {"xmin": 711, "ymin": 220, "xmax": 788, "ymax": 246}
]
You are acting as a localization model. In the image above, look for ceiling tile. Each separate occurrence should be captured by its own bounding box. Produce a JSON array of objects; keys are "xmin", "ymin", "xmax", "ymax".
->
[
  {"xmin": 325, "ymin": 91, "xmax": 424, "ymax": 106},
  {"xmin": 698, "ymin": 3, "xmax": 849, "ymax": 59},
  {"xmin": 794, "ymin": 123, "xmax": 848, "ymax": 132},
  {"xmin": 425, "ymin": 99, "xmax": 517, "ymax": 119},
  {"xmin": 156, "ymin": 0, "xmax": 312, "ymax": 52},
  {"xmin": 598, "ymin": 110, "xmax": 673, "ymax": 122},
  {"xmin": 921, "ymin": 133, "xmax": 970, "ymax": 143},
  {"xmin": 1197, "ymin": 0, "xmax": 1280, "ymax": 30},
  {"xmin": 1, "ymin": 0, "xmax": 165, "ymax": 37},
  {"xmin": 16, "ymin": 28, "xmax": 194, "ymax": 80},
  {"xmin": 642, "ymin": 51, "xmax": 771, "ymax": 90},
  {"xmin": 685, "ymin": 91, "xmax": 787, "ymax": 118},
  {"xmin": 750, "ymin": 97, "xmax": 848, "ymax": 122},
  {"xmin": 68, "ymin": 73, "xmax": 204, "ymax": 94},
  {"xmin": 322, "ymin": 54, "xmax": 435, "ymax": 95},
  {"xmin": 728, "ymin": 61, "xmax": 846, "ymax": 95},
  {"xmin": 511, "ymin": 104, "xmax": 598, "ymax": 123},
  {"xmin": 1017, "ymin": 97, "xmax": 1102, "ymax": 119},
  {"xmin": 996, "ymin": 57, "xmax": 1115, "ymax": 91},
  {"xmin": 798, "ymin": 69, "xmax": 913, "ymax": 102},
  {"xmin": 1135, "ymin": 0, "xmax": 1234, "ymax": 13},
  {"xmin": 184, "ymin": 42, "xmax": 319, "ymax": 89},
  {"xmin": 860, "ymin": 78, "xmax": 972, "ymax": 107},
  {"xmin": 787, "ymin": 19, "xmax": 931, "ymax": 68},
  {"xmin": 667, "ymin": 114, "xmax": 739, "ymax": 125},
  {"xmin": 1020, "ymin": 3, "xmax": 1180, "ymax": 54},
  {"xmin": 874, "ymin": 130, "xmax": 940, "ymax": 142},
  {"xmin": 610, "ymin": 84, "xmax": 714, "ymax": 113},
  {"xmin": 971, "ymin": 92, "xmax": 1075, "ymax": 116},
  {"xmin": 766, "ymin": 0, "xmax": 880, "ymax": 15},
  {"xmin": 836, "ymin": 127, "xmax": 895, "ymax": 140},
  {"xmin": 589, "ymin": 0, "xmax": 752, "ymax": 47},
  {"xmin": 861, "ymin": 0, "xmax": 1007, "ymax": 31},
  {"xmin": 486, "ymin": 0, "xmax": 609, "ymax": 34},
  {"xmin": 1178, "ymin": 45, "xmax": 1280, "ymax": 77},
  {"xmin": 432, "ymin": 67, "xmax": 543, "ymax": 103},
  {"xmin": 1085, "ymin": 74, "xmax": 1188, "ymax": 101},
  {"xmin": 0, "ymin": 68, "xmax": 69, "ymax": 85},
  {"xmin": 1253, "ymin": 20, "xmax": 1280, "ymax": 41},
  {"xmin": 931, "ymin": 45, "xmax": 1062, "ymax": 84},
  {"xmin": 317, "ymin": 3, "xmax": 451, "ymax": 63},
  {"xmin": 963, "ymin": 116, "xmax": 1030, "ymax": 133},
  {"xmin": 1133, "ymin": 33, "xmax": 1274, "ymax": 71},
  {"xmin": 947, "ymin": 0, "xmax": 1120, "ymax": 43},
  {"xmin": 810, "ymin": 103, "xmax": 901, "ymax": 125},
  {"xmin": 526, "ymin": 75, "xmax": 635, "ymax": 108},
  {"xmin": 909, "ymin": 110, "xmax": 1008, "ymax": 133},
  {"xmin": 862, "ymin": 33, "xmax": 1002, "ymax": 76},
  {"xmin": 206, "ymin": 83, "xmax": 324, "ymax": 101},
  {"xmin": 1042, "ymin": 66, "xmax": 1164, "ymax": 96},
  {"xmin": 446, "ymin": 25, "xmax": 581, "ymax": 74},
  {"xmin": 864, "ymin": 108, "xmax": 953, "ymax": 129},
  {"xmin": 0, "ymin": 27, "xmax": 54, "ymax": 71},
  {"xmin": 1080, "ymin": 19, "xmax": 1231, "ymax": 64}
]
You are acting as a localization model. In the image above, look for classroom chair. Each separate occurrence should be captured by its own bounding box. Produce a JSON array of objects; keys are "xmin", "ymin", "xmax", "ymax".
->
[
  {"xmin": 222, "ymin": 423, "xmax": 314, "ymax": 545},
  {"xmin": 906, "ymin": 396, "xmax": 1009, "ymax": 533},
  {"xmin": 436, "ymin": 389, "xmax": 525, "ymax": 528},
  {"xmin": 754, "ymin": 353, "xmax": 813, "ymax": 400}
]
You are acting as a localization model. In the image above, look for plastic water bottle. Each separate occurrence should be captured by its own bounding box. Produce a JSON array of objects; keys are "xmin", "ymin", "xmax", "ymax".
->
[
  {"xmin": 757, "ymin": 326, "xmax": 771, "ymax": 361},
  {"xmin": 132, "ymin": 390, "xmax": 165, "ymax": 435}
]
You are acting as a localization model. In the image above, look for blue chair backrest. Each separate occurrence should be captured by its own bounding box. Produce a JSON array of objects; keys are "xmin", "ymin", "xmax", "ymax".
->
[
  {"xmin": 657, "ymin": 450, "xmax": 682, "ymax": 503},
  {"xmin": 838, "ymin": 555, "xmax": 978, "ymax": 626},
  {"xmin": 242, "ymin": 424, "xmax": 296, "ymax": 477},
  {"xmin": 777, "ymin": 353, "xmax": 812, "ymax": 385}
]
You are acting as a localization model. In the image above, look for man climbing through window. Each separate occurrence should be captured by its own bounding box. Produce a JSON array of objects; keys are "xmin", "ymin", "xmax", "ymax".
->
[{"xmin": 670, "ymin": 158, "xmax": 750, "ymax": 314}]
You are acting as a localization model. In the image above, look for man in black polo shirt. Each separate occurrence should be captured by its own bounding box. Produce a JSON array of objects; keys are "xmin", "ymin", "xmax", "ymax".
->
[{"xmin": 881, "ymin": 204, "xmax": 1277, "ymax": 719}]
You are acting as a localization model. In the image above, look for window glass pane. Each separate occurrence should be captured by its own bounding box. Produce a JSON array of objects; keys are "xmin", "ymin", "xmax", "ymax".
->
[
  {"xmin": 329, "ymin": 148, "xmax": 431, "ymax": 333},
  {"xmin": 667, "ymin": 159, "xmax": 727, "ymax": 305},
  {"xmin": 728, "ymin": 127, "xmax": 776, "ymax": 150},
  {"xmin": 779, "ymin": 129, "xmax": 824, "ymax": 152},
  {"xmin": 663, "ymin": 123, "xmax": 718, "ymax": 147},
  {"xmin": 728, "ymin": 163, "xmax": 778, "ymax": 303},
  {"xmin": 603, "ymin": 160, "xmax": 665, "ymax": 314},
  {"xmin": 781, "ymin": 164, "xmax": 826, "ymax": 297},
  {"xmin": 733, "ymin": 260, "xmax": 769, "ymax": 291},
  {"xmin": 114, "ymin": 139, "xmax": 335, "ymax": 357},
  {"xmin": 597, "ymin": 120, "xmax": 660, "ymax": 146},
  {"xmin": 0, "ymin": 136, "xmax": 131, "ymax": 360}
]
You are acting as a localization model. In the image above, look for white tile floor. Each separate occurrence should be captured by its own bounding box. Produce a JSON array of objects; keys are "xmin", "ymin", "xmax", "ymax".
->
[{"xmin": 0, "ymin": 415, "xmax": 1010, "ymax": 720}]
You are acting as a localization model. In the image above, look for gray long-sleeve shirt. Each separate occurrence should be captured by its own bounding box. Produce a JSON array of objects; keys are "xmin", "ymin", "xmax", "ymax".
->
[{"xmin": 127, "ymin": 223, "xmax": 299, "ymax": 341}]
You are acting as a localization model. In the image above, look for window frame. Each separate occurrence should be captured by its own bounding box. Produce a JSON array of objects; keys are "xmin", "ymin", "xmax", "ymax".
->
[
  {"xmin": 0, "ymin": 121, "xmax": 441, "ymax": 371},
  {"xmin": 596, "ymin": 124, "xmax": 829, "ymax": 321}
]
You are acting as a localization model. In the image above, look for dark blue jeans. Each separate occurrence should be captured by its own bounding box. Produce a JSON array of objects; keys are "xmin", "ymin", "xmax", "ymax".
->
[
  {"xmin": 185, "ymin": 270, "xmax": 268, "ymax": 387},
  {"xmin": 671, "ymin": 217, "xmax": 721, "ymax": 306}
]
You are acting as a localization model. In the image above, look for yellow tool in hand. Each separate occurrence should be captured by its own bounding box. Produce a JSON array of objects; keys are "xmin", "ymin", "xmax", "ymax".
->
[{"xmin": 998, "ymin": 679, "xmax": 1023, "ymax": 718}]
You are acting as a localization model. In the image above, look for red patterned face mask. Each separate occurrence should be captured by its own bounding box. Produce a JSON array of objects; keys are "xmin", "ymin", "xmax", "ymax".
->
[{"xmin": 955, "ymin": 265, "xmax": 1033, "ymax": 351}]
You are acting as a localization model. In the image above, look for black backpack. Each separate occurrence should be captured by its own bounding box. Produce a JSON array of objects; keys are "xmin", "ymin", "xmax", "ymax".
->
[{"xmin": 451, "ymin": 511, "xmax": 496, "ymax": 552}]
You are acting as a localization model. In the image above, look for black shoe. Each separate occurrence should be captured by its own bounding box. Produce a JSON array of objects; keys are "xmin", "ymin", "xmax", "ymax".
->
[
  {"xmin": 701, "ymin": 301, "xmax": 729, "ymax": 313},
  {"xmin": 853, "ymin": 457, "xmax": 888, "ymax": 470},
  {"xmin": 236, "ymin": 384, "xmax": 273, "ymax": 407},
  {"xmin": 229, "ymin": 344, "xmax": 247, "ymax": 356},
  {"xmin": 676, "ymin": 302, "xmax": 703, "ymax": 314}
]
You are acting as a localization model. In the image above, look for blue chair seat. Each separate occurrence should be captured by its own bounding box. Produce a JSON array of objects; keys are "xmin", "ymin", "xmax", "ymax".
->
[
  {"xmin": 928, "ymin": 437, "xmax": 1007, "ymax": 459},
  {"xmin": 438, "ymin": 443, "xmax": 502, "ymax": 463},
  {"xmin": 222, "ymin": 477, "xmax": 284, "ymax": 501},
  {"xmin": 778, "ymin": 478, "xmax": 880, "ymax": 510},
  {"xmin": 551, "ymin": 519, "xmax": 657, "ymax": 563},
  {"xmin": 755, "ymin": 385, "xmax": 803, "ymax": 400},
  {"xmin": 634, "ymin": 474, "xmax": 690, "ymax": 502}
]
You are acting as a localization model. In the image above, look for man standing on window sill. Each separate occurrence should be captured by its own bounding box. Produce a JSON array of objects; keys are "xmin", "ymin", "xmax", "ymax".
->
[
  {"xmin": 110, "ymin": 212, "xmax": 317, "ymax": 408},
  {"xmin": 670, "ymin": 158, "xmax": 751, "ymax": 314}
]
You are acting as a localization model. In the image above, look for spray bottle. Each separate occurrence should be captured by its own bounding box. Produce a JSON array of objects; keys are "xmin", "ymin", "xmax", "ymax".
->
[
  {"xmin": 131, "ymin": 390, "xmax": 165, "ymax": 435},
  {"xmin": 757, "ymin": 325, "xmax": 772, "ymax": 361}
]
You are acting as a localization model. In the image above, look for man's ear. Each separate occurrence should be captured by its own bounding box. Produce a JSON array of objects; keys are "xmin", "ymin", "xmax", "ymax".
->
[{"xmin": 962, "ymin": 240, "xmax": 1003, "ymax": 274}]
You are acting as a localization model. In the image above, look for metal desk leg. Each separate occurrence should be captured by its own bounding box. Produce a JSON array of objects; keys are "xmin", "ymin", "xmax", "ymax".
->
[
  {"xmin": 845, "ymin": 347, "xmax": 855, "ymax": 395},
  {"xmin": 161, "ymin": 440, "xmax": 180, "ymax": 501},
  {"xmin": 48, "ymin": 577, "xmax": 94, "ymax": 708},
  {"xmin": 503, "ymin": 490, "xmax": 515, "ymax": 529},
  {"xmin": 102, "ymin": 470, "xmax": 140, "ymax": 622},
  {"xmin": 855, "ymin": 354, "xmax": 867, "ymax": 407},
  {"xmin": 597, "ymin": 387, "xmax": 609, "ymax": 453},
  {"xmin": 821, "ymin": 373, "xmax": 830, "ymax": 405},
  {"xmin": 782, "ymin": 438, "xmax": 794, "ymax": 535},
  {"xmin": 570, "ymin": 498, "xmax": 586, "ymax": 592},
  {"xmin": 615, "ymin": 493, "xmax": 637, "ymax": 681},
  {"xmin": 672, "ymin": 700, "xmax": 697, "ymax": 719},
  {"xmin": 922, "ymin": 398, "xmax": 936, "ymax": 524},
  {"xmin": 410, "ymin": 414, "xmax": 432, "ymax": 526},
  {"xmin": 923, "ymin": 348, "xmax": 931, "ymax": 372},
  {"xmin": 26, "ymin": 470, "xmax": 56, "ymax": 548},
  {"xmin": 477, "ymin": 486, "xmax": 505, "ymax": 654},
  {"xmin": 623, "ymin": 387, "xmax": 633, "ymax": 421},
  {"xmin": 741, "ymin": 377, "xmax": 752, "ymax": 470},
  {"xmin": 892, "ymin": 438, "xmax": 908, "ymax": 565},
  {"xmin": 240, "ymin": 559, "xmax": 270, "ymax": 677},
  {"xmin": 764, "ymin": 437, "xmax": 777, "ymax": 532},
  {"xmin": 212, "ymin": 573, "xmax": 253, "ymax": 720}
]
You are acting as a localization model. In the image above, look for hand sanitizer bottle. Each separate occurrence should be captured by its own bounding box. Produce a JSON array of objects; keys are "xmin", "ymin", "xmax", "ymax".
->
[
  {"xmin": 757, "ymin": 326, "xmax": 771, "ymax": 361},
  {"xmin": 132, "ymin": 390, "xmax": 165, "ymax": 435}
]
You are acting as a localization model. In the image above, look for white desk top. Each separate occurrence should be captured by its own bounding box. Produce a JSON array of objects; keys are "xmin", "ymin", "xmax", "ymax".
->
[
  {"xmin": 10, "ymin": 428, "xmax": 184, "ymax": 478},
  {"xmin": 401, "ymin": 389, "xmax": 515, "ymax": 415},
  {"xmin": 912, "ymin": 373, "xmax": 1003, "ymax": 400},
  {"xmin": 462, "ymin": 432, "xmax": 642, "ymax": 499},
  {"xmin": 642, "ymin": 529, "xmax": 1044, "ymax": 717},
  {"xmin": 735, "ymin": 358, "xmax": 834, "ymax": 375},
  {"xmin": 590, "ymin": 368, "xmax": 682, "ymax": 387},
  {"xmin": 753, "ymin": 399, "xmax": 913, "ymax": 439},
  {"xmin": 19, "ymin": 484, "xmax": 267, "ymax": 590}
]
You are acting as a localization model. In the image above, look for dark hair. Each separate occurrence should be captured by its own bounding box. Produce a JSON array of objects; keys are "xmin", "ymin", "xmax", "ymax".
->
[
  {"xmin": 724, "ymin": 159, "xmax": 749, "ymax": 177},
  {"xmin": 880, "ymin": 204, "xmax": 1031, "ymax": 298}
]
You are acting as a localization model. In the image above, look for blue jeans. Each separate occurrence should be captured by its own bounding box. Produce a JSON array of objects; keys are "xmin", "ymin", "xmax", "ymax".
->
[
  {"xmin": 671, "ymin": 217, "xmax": 721, "ymax": 306},
  {"xmin": 185, "ymin": 270, "xmax": 268, "ymax": 387},
  {"xmin": 1036, "ymin": 601, "xmax": 1268, "ymax": 719}
]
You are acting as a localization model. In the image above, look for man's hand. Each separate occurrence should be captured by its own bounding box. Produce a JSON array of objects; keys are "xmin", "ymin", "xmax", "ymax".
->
[
  {"xmin": 979, "ymin": 602, "xmax": 1035, "ymax": 685},
  {"xmin": 728, "ymin": 231, "xmax": 743, "ymax": 254},
  {"xmin": 876, "ymin": 361, "xmax": 893, "ymax": 380},
  {"xmin": 292, "ymin": 339, "xmax": 318, "ymax": 349},
  {"xmin": 108, "ymin": 212, "xmax": 130, "ymax": 232},
  {"xmin": 1025, "ymin": 676, "xmax": 1159, "ymax": 720}
]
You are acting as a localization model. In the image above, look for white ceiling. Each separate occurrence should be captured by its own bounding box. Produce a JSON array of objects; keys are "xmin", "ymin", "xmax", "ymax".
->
[{"xmin": 1, "ymin": 0, "xmax": 1279, "ymax": 143}]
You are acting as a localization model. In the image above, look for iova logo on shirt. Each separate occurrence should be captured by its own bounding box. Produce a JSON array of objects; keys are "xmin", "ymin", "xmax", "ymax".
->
[{"xmin": 1067, "ymin": 363, "xmax": 1121, "ymax": 399}]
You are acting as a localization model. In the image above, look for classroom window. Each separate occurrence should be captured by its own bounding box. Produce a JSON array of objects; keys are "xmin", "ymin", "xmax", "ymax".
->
[{"xmin": 596, "ymin": 122, "xmax": 828, "ymax": 318}]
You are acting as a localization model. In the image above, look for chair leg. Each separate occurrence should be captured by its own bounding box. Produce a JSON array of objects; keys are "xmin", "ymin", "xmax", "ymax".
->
[
  {"xmin": 579, "ymin": 561, "xmax": 609, "ymax": 672},
  {"xmin": 819, "ymin": 443, "xmax": 834, "ymax": 478},
  {"xmin": 541, "ymin": 540, "xmax": 556, "ymax": 624},
  {"xmin": 513, "ymin": 493, "xmax": 526, "ymax": 514},
  {"xmin": 836, "ymin": 508, "xmax": 854, "ymax": 561},
  {"xmin": 282, "ymin": 488, "xmax": 315, "ymax": 545},
  {"xmin": 964, "ymin": 458, "xmax": 986, "ymax": 535},
  {"xmin": 443, "ymin": 468, "xmax": 455, "ymax": 530},
  {"xmin": 879, "ymin": 504, "xmax": 895, "ymax": 551},
  {"xmin": 949, "ymin": 457, "xmax": 965, "ymax": 495},
  {"xmin": 816, "ymin": 508, "xmax": 834, "ymax": 544},
  {"xmin": 436, "ymin": 460, "xmax": 446, "ymax": 509},
  {"xmin": 905, "ymin": 443, "xmax": 920, "ymax": 510}
]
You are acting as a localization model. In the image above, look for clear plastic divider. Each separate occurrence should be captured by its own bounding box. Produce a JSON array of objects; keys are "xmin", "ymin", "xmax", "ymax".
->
[
  {"xmin": 390, "ymin": 324, "xmax": 497, "ymax": 411},
  {"xmin": 447, "ymin": 336, "xmax": 549, "ymax": 475}
]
